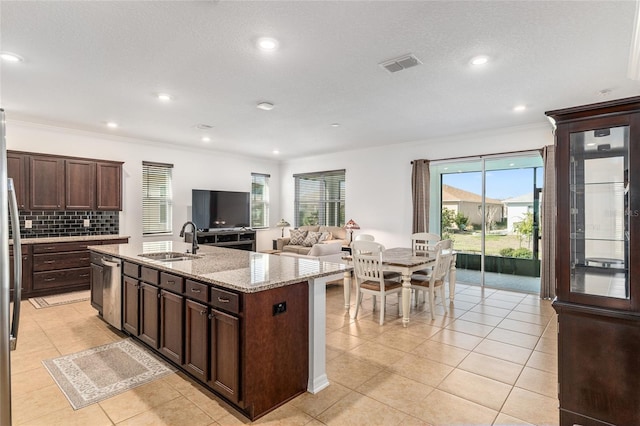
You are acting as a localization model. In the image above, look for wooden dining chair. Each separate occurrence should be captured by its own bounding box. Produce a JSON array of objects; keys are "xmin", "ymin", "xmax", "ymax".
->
[
  {"xmin": 352, "ymin": 241, "xmax": 403, "ymax": 325},
  {"xmin": 410, "ymin": 239, "xmax": 452, "ymax": 320},
  {"xmin": 411, "ymin": 232, "xmax": 441, "ymax": 277},
  {"xmin": 354, "ymin": 233, "xmax": 375, "ymax": 242}
]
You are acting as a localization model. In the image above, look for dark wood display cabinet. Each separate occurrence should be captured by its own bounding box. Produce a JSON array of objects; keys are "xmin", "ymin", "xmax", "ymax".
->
[{"xmin": 547, "ymin": 96, "xmax": 640, "ymax": 426}]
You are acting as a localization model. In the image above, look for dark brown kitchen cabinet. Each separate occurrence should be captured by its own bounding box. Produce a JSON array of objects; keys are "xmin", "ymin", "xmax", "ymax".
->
[
  {"xmin": 160, "ymin": 290, "xmax": 184, "ymax": 365},
  {"xmin": 65, "ymin": 159, "xmax": 95, "ymax": 210},
  {"xmin": 9, "ymin": 244, "xmax": 31, "ymax": 301},
  {"xmin": 184, "ymin": 299, "xmax": 208, "ymax": 383},
  {"xmin": 123, "ymin": 276, "xmax": 140, "ymax": 336},
  {"xmin": 208, "ymin": 308, "xmax": 240, "ymax": 404},
  {"xmin": 29, "ymin": 155, "xmax": 64, "ymax": 210},
  {"xmin": 96, "ymin": 161, "xmax": 122, "ymax": 210},
  {"xmin": 139, "ymin": 282, "xmax": 160, "ymax": 349},
  {"xmin": 7, "ymin": 152, "xmax": 28, "ymax": 210},
  {"xmin": 547, "ymin": 96, "xmax": 640, "ymax": 426}
]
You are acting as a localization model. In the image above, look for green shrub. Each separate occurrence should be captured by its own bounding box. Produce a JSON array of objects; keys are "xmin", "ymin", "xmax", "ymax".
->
[
  {"xmin": 513, "ymin": 248, "xmax": 532, "ymax": 258},
  {"xmin": 499, "ymin": 248, "xmax": 515, "ymax": 257}
]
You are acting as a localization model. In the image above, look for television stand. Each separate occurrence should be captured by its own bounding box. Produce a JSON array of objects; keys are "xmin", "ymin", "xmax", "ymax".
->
[{"xmin": 184, "ymin": 229, "xmax": 256, "ymax": 252}]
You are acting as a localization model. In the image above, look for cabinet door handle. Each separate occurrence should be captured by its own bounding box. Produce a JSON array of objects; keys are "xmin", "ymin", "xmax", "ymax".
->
[
  {"xmin": 43, "ymin": 260, "xmax": 55, "ymax": 264},
  {"xmin": 80, "ymin": 257, "xmax": 90, "ymax": 261},
  {"xmin": 44, "ymin": 278, "xmax": 56, "ymax": 282},
  {"xmin": 166, "ymin": 280, "xmax": 175, "ymax": 285},
  {"xmin": 157, "ymin": 293, "xmax": 161, "ymax": 299},
  {"xmin": 199, "ymin": 310, "xmax": 207, "ymax": 316},
  {"xmin": 190, "ymin": 288, "xmax": 201, "ymax": 293},
  {"xmin": 79, "ymin": 274, "xmax": 89, "ymax": 278},
  {"xmin": 217, "ymin": 297, "xmax": 230, "ymax": 303},
  {"xmin": 208, "ymin": 313, "xmax": 214, "ymax": 320}
]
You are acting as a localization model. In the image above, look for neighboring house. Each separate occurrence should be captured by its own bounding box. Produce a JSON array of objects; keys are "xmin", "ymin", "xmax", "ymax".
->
[
  {"xmin": 442, "ymin": 185, "xmax": 504, "ymax": 228},
  {"xmin": 503, "ymin": 192, "xmax": 534, "ymax": 232}
]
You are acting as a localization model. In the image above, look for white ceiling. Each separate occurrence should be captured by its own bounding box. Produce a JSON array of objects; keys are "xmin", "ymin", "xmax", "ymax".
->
[{"xmin": 1, "ymin": 1, "xmax": 639, "ymax": 160}]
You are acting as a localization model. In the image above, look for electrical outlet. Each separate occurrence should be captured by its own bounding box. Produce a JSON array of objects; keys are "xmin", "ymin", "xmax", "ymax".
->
[
  {"xmin": 272, "ymin": 301, "xmax": 287, "ymax": 316},
  {"xmin": 25, "ymin": 220, "xmax": 32, "ymax": 229},
  {"xmin": 83, "ymin": 219, "xmax": 90, "ymax": 227}
]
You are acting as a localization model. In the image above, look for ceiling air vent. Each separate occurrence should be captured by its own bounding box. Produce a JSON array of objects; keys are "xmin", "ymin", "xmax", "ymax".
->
[{"xmin": 379, "ymin": 54, "xmax": 422, "ymax": 73}]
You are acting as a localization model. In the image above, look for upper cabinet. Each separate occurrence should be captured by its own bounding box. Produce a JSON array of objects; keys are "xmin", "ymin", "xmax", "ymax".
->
[
  {"xmin": 547, "ymin": 96, "xmax": 640, "ymax": 311},
  {"xmin": 8, "ymin": 151, "xmax": 123, "ymax": 211}
]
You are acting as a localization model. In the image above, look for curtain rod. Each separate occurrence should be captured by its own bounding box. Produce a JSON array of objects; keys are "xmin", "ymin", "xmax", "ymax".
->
[{"xmin": 410, "ymin": 148, "xmax": 543, "ymax": 164}]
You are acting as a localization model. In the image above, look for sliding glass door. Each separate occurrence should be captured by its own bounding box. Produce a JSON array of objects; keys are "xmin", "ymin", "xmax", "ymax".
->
[{"xmin": 430, "ymin": 152, "xmax": 543, "ymax": 292}]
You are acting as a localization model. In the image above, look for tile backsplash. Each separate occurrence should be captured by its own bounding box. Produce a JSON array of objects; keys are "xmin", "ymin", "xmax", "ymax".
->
[{"xmin": 9, "ymin": 211, "xmax": 119, "ymax": 239}]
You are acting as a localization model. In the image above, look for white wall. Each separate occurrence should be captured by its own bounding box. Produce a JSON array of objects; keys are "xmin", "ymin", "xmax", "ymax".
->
[
  {"xmin": 6, "ymin": 120, "xmax": 283, "ymax": 250},
  {"xmin": 280, "ymin": 123, "xmax": 554, "ymax": 249}
]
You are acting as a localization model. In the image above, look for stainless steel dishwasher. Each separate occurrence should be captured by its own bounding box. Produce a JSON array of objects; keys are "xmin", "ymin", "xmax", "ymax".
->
[{"xmin": 101, "ymin": 256, "xmax": 122, "ymax": 329}]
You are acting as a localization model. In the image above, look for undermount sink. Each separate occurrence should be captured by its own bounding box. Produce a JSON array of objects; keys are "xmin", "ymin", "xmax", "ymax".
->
[{"xmin": 138, "ymin": 251, "xmax": 202, "ymax": 262}]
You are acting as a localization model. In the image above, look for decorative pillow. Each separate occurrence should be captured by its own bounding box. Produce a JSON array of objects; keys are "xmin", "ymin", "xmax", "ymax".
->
[
  {"xmin": 318, "ymin": 231, "xmax": 332, "ymax": 242},
  {"xmin": 308, "ymin": 242, "xmax": 342, "ymax": 256},
  {"xmin": 289, "ymin": 229, "xmax": 308, "ymax": 245},
  {"xmin": 302, "ymin": 231, "xmax": 323, "ymax": 247}
]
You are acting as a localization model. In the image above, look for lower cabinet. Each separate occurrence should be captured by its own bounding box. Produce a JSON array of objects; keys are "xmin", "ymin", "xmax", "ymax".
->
[
  {"xmin": 9, "ymin": 245, "xmax": 31, "ymax": 301},
  {"xmin": 139, "ymin": 282, "xmax": 160, "ymax": 349},
  {"xmin": 209, "ymin": 309, "xmax": 240, "ymax": 404},
  {"xmin": 90, "ymin": 262, "xmax": 104, "ymax": 314},
  {"xmin": 122, "ymin": 276, "xmax": 140, "ymax": 336},
  {"xmin": 160, "ymin": 290, "xmax": 184, "ymax": 364},
  {"xmin": 184, "ymin": 299, "xmax": 209, "ymax": 383}
]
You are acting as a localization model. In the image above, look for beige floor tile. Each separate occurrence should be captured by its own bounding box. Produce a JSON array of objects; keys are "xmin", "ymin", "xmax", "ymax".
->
[
  {"xmin": 356, "ymin": 370, "xmax": 434, "ymax": 414},
  {"xmin": 52, "ymin": 330, "xmax": 120, "ymax": 355},
  {"xmin": 430, "ymin": 329, "xmax": 483, "ymax": 351},
  {"xmin": 316, "ymin": 390, "xmax": 407, "ymax": 426},
  {"xmin": 451, "ymin": 293, "xmax": 483, "ymax": 304},
  {"xmin": 458, "ymin": 311, "xmax": 504, "ymax": 327},
  {"xmin": 10, "ymin": 346, "xmax": 61, "ymax": 374},
  {"xmin": 19, "ymin": 403, "xmax": 113, "ymax": 426},
  {"xmin": 11, "ymin": 328, "xmax": 55, "ymax": 354},
  {"xmin": 457, "ymin": 352, "xmax": 524, "ymax": 385},
  {"xmin": 99, "ymin": 378, "xmax": 183, "ymax": 423},
  {"xmin": 326, "ymin": 346, "xmax": 344, "ymax": 361},
  {"xmin": 470, "ymin": 304, "xmax": 512, "ymax": 318},
  {"xmin": 507, "ymin": 310, "xmax": 550, "ymax": 325},
  {"xmin": 325, "ymin": 330, "xmax": 368, "ymax": 352},
  {"xmin": 373, "ymin": 328, "xmax": 428, "ymax": 352},
  {"xmin": 409, "ymin": 389, "xmax": 498, "ymax": 426},
  {"xmin": 535, "ymin": 336, "xmax": 558, "ymax": 356},
  {"xmin": 115, "ymin": 396, "xmax": 213, "ymax": 426},
  {"xmin": 480, "ymin": 298, "xmax": 519, "ymax": 310},
  {"xmin": 445, "ymin": 319, "xmax": 495, "ymax": 337},
  {"xmin": 12, "ymin": 383, "xmax": 70, "ymax": 425},
  {"xmin": 176, "ymin": 379, "xmax": 239, "ymax": 422},
  {"xmin": 338, "ymin": 318, "xmax": 388, "ymax": 340},
  {"xmin": 383, "ymin": 320, "xmax": 442, "ymax": 339},
  {"xmin": 438, "ymin": 369, "xmax": 512, "ymax": 411},
  {"xmin": 487, "ymin": 292, "xmax": 526, "ymax": 303},
  {"xmin": 11, "ymin": 364, "xmax": 56, "ymax": 396},
  {"xmin": 493, "ymin": 412, "xmax": 534, "ymax": 425},
  {"xmin": 526, "ymin": 350, "xmax": 557, "ymax": 374},
  {"xmin": 291, "ymin": 382, "xmax": 351, "ymax": 417},
  {"xmin": 498, "ymin": 319, "xmax": 546, "ymax": 336},
  {"xmin": 388, "ymin": 353, "xmax": 454, "ymax": 388},
  {"xmin": 251, "ymin": 402, "xmax": 314, "ymax": 425},
  {"xmin": 398, "ymin": 415, "xmax": 434, "ymax": 425},
  {"xmin": 474, "ymin": 339, "xmax": 533, "ymax": 365},
  {"xmin": 349, "ymin": 341, "xmax": 408, "ymax": 365},
  {"xmin": 326, "ymin": 352, "xmax": 384, "ymax": 389},
  {"xmin": 513, "ymin": 302, "xmax": 555, "ymax": 317},
  {"xmin": 411, "ymin": 340, "xmax": 470, "ymax": 367},
  {"xmin": 501, "ymin": 387, "xmax": 559, "ymax": 426},
  {"xmin": 486, "ymin": 327, "xmax": 540, "ymax": 349},
  {"xmin": 515, "ymin": 366, "xmax": 557, "ymax": 398}
]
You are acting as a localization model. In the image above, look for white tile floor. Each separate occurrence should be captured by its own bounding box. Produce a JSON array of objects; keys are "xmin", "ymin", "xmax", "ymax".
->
[{"xmin": 9, "ymin": 281, "xmax": 559, "ymax": 425}]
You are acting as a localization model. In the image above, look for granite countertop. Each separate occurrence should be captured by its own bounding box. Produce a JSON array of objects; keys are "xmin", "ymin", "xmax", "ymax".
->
[
  {"xmin": 11, "ymin": 235, "xmax": 129, "ymax": 245},
  {"xmin": 90, "ymin": 240, "xmax": 350, "ymax": 293}
]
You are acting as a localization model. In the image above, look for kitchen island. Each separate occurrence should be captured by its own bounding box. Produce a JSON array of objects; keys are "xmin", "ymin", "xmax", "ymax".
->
[{"xmin": 89, "ymin": 240, "xmax": 348, "ymax": 420}]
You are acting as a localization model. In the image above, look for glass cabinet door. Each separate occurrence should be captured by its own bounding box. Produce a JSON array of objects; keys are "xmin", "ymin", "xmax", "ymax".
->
[{"xmin": 569, "ymin": 126, "xmax": 629, "ymax": 299}]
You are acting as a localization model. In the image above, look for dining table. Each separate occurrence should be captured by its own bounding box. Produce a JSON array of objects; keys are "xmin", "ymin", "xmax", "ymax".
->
[{"xmin": 341, "ymin": 247, "xmax": 457, "ymax": 327}]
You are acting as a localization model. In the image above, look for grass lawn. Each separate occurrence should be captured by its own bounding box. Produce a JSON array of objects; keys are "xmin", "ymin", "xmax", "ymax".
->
[{"xmin": 447, "ymin": 232, "xmax": 533, "ymax": 256}]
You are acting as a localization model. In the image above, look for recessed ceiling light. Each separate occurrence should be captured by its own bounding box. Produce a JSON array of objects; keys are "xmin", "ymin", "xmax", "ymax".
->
[
  {"xmin": 513, "ymin": 105, "xmax": 526, "ymax": 112},
  {"xmin": 470, "ymin": 55, "xmax": 489, "ymax": 66},
  {"xmin": 331, "ymin": 123, "xmax": 340, "ymax": 127},
  {"xmin": 0, "ymin": 52, "xmax": 23, "ymax": 63},
  {"xmin": 272, "ymin": 150, "xmax": 280, "ymax": 155},
  {"xmin": 257, "ymin": 37, "xmax": 279, "ymax": 51},
  {"xmin": 106, "ymin": 121, "xmax": 118, "ymax": 128},
  {"xmin": 157, "ymin": 93, "xmax": 172, "ymax": 102},
  {"xmin": 201, "ymin": 136, "xmax": 211, "ymax": 142},
  {"xmin": 257, "ymin": 102, "xmax": 275, "ymax": 111}
]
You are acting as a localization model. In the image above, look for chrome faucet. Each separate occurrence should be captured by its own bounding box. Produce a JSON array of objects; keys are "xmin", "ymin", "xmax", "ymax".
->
[{"xmin": 179, "ymin": 221, "xmax": 199, "ymax": 254}]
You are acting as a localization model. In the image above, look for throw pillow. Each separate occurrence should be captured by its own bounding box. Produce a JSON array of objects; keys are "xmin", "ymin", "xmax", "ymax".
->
[
  {"xmin": 302, "ymin": 231, "xmax": 323, "ymax": 247},
  {"xmin": 318, "ymin": 231, "xmax": 332, "ymax": 242},
  {"xmin": 308, "ymin": 242, "xmax": 342, "ymax": 256},
  {"xmin": 289, "ymin": 229, "xmax": 308, "ymax": 245}
]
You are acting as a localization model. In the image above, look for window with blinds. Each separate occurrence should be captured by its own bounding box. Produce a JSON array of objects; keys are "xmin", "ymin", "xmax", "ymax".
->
[
  {"xmin": 251, "ymin": 173, "xmax": 270, "ymax": 228},
  {"xmin": 294, "ymin": 169, "xmax": 345, "ymax": 227},
  {"xmin": 142, "ymin": 161, "xmax": 173, "ymax": 235}
]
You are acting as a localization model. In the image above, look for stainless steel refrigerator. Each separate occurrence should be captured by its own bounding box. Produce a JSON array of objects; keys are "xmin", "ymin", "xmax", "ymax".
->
[{"xmin": 1, "ymin": 108, "xmax": 22, "ymax": 425}]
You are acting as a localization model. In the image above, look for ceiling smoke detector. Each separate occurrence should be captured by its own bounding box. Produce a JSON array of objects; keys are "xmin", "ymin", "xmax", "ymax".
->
[{"xmin": 379, "ymin": 54, "xmax": 422, "ymax": 73}]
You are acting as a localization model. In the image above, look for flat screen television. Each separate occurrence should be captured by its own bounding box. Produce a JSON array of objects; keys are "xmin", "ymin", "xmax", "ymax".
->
[{"xmin": 192, "ymin": 190, "xmax": 251, "ymax": 230}]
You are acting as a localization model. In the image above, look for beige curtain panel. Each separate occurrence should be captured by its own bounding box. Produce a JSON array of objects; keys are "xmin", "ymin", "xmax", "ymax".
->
[
  {"xmin": 540, "ymin": 145, "xmax": 556, "ymax": 299},
  {"xmin": 411, "ymin": 159, "xmax": 430, "ymax": 233}
]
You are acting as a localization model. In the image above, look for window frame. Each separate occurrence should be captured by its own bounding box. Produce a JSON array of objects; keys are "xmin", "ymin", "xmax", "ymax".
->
[
  {"xmin": 251, "ymin": 172, "xmax": 270, "ymax": 229},
  {"xmin": 293, "ymin": 169, "xmax": 346, "ymax": 227},
  {"xmin": 142, "ymin": 161, "xmax": 173, "ymax": 235}
]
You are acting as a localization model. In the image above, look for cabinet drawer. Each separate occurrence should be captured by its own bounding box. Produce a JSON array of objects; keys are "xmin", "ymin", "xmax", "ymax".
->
[
  {"xmin": 33, "ymin": 267, "xmax": 91, "ymax": 290},
  {"xmin": 185, "ymin": 280, "xmax": 208, "ymax": 304},
  {"xmin": 123, "ymin": 261, "xmax": 140, "ymax": 278},
  {"xmin": 90, "ymin": 252, "xmax": 103, "ymax": 265},
  {"xmin": 33, "ymin": 241, "xmax": 91, "ymax": 254},
  {"xmin": 34, "ymin": 251, "xmax": 91, "ymax": 272},
  {"xmin": 140, "ymin": 266, "xmax": 159, "ymax": 285},
  {"xmin": 210, "ymin": 287, "xmax": 240, "ymax": 314},
  {"xmin": 160, "ymin": 272, "xmax": 184, "ymax": 293}
]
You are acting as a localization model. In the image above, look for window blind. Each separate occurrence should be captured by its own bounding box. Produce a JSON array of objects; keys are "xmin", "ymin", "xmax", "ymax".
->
[
  {"xmin": 142, "ymin": 161, "xmax": 173, "ymax": 235},
  {"xmin": 294, "ymin": 169, "xmax": 345, "ymax": 227},
  {"xmin": 251, "ymin": 173, "xmax": 270, "ymax": 228}
]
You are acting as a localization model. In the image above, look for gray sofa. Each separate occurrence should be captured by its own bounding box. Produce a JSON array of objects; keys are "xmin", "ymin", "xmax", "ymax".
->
[{"xmin": 276, "ymin": 225, "xmax": 348, "ymax": 254}]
